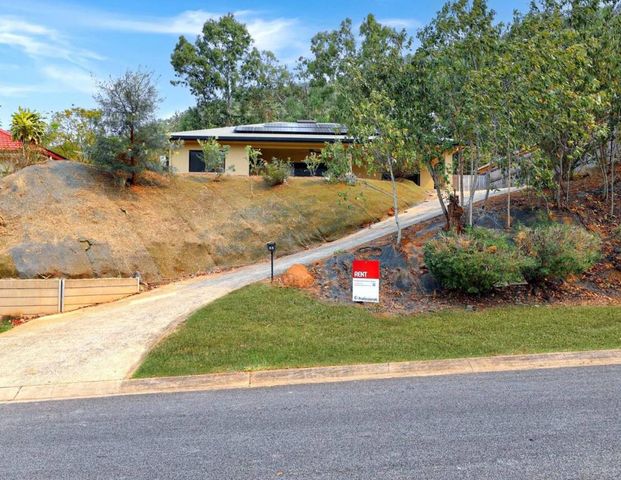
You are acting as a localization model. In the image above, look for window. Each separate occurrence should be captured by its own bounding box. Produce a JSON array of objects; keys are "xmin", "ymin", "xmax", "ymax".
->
[
  {"xmin": 188, "ymin": 150, "xmax": 226, "ymax": 173},
  {"xmin": 189, "ymin": 150, "xmax": 205, "ymax": 172}
]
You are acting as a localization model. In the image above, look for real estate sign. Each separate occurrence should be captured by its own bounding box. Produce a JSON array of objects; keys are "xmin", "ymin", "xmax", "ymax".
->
[{"xmin": 352, "ymin": 260, "xmax": 380, "ymax": 303}]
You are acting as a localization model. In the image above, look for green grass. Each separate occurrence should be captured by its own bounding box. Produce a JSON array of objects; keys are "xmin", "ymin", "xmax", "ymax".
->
[
  {"xmin": 134, "ymin": 284, "xmax": 621, "ymax": 378},
  {"xmin": 0, "ymin": 319, "xmax": 12, "ymax": 334}
]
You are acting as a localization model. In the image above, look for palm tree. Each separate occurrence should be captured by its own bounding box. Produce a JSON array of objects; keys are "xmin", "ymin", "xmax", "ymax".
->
[{"xmin": 10, "ymin": 107, "xmax": 46, "ymax": 166}]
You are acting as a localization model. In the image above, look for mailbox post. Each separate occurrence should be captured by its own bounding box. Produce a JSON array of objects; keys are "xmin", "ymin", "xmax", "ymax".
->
[{"xmin": 266, "ymin": 242, "xmax": 276, "ymax": 282}]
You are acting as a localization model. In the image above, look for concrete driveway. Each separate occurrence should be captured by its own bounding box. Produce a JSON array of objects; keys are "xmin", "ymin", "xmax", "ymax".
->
[{"xmin": 0, "ymin": 190, "xmax": 504, "ymax": 393}]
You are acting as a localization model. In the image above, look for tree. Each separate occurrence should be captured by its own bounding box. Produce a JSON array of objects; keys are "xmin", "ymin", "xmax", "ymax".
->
[
  {"xmin": 512, "ymin": 1, "xmax": 610, "ymax": 209},
  {"xmin": 415, "ymin": 0, "xmax": 501, "ymax": 226},
  {"xmin": 171, "ymin": 14, "xmax": 293, "ymax": 126},
  {"xmin": 198, "ymin": 138, "xmax": 230, "ymax": 179},
  {"xmin": 348, "ymin": 91, "xmax": 413, "ymax": 244},
  {"xmin": 91, "ymin": 69, "xmax": 164, "ymax": 185},
  {"xmin": 235, "ymin": 50, "xmax": 294, "ymax": 123},
  {"xmin": 339, "ymin": 15, "xmax": 414, "ymax": 244},
  {"xmin": 299, "ymin": 19, "xmax": 356, "ymax": 87},
  {"xmin": 245, "ymin": 145, "xmax": 263, "ymax": 195},
  {"xmin": 10, "ymin": 107, "xmax": 46, "ymax": 167},
  {"xmin": 45, "ymin": 107, "xmax": 101, "ymax": 162}
]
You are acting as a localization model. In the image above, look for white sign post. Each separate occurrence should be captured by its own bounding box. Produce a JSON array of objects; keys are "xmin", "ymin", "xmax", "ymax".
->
[{"xmin": 352, "ymin": 259, "xmax": 380, "ymax": 303}]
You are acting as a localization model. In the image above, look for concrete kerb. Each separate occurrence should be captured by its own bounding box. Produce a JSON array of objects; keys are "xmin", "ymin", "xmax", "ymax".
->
[{"xmin": 4, "ymin": 349, "xmax": 621, "ymax": 404}]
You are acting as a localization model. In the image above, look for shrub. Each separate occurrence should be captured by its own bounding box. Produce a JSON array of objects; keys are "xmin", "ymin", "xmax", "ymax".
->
[
  {"xmin": 262, "ymin": 158, "xmax": 291, "ymax": 186},
  {"xmin": 199, "ymin": 138, "xmax": 230, "ymax": 178},
  {"xmin": 424, "ymin": 228, "xmax": 528, "ymax": 294},
  {"xmin": 321, "ymin": 141, "xmax": 353, "ymax": 184},
  {"xmin": 515, "ymin": 224, "xmax": 601, "ymax": 283}
]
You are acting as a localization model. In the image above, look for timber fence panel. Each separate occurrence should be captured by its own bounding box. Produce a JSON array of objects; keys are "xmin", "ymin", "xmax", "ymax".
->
[
  {"xmin": 63, "ymin": 278, "xmax": 139, "ymax": 312},
  {"xmin": 0, "ymin": 277, "xmax": 140, "ymax": 317},
  {"xmin": 0, "ymin": 279, "xmax": 60, "ymax": 316}
]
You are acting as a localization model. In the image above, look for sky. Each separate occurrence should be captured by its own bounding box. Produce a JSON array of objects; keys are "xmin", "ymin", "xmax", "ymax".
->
[{"xmin": 0, "ymin": 0, "xmax": 531, "ymax": 127}]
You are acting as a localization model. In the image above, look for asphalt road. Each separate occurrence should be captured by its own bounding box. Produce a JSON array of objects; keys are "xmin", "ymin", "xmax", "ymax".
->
[{"xmin": 1, "ymin": 366, "xmax": 620, "ymax": 479}]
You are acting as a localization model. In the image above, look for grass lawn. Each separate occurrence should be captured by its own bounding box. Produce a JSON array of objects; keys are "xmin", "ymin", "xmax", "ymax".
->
[{"xmin": 134, "ymin": 284, "xmax": 621, "ymax": 378}]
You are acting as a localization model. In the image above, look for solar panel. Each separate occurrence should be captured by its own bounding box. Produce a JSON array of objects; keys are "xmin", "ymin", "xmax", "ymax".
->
[{"xmin": 234, "ymin": 121, "xmax": 347, "ymax": 135}]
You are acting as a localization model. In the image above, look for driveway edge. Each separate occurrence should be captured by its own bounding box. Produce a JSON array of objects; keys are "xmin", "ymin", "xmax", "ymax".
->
[{"xmin": 3, "ymin": 348, "xmax": 621, "ymax": 404}]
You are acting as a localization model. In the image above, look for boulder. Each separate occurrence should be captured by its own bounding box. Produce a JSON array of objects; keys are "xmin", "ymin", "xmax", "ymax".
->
[
  {"xmin": 281, "ymin": 264, "xmax": 315, "ymax": 288},
  {"xmin": 394, "ymin": 268, "xmax": 416, "ymax": 291}
]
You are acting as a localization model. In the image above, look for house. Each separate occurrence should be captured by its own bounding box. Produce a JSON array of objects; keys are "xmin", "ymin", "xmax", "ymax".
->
[
  {"xmin": 169, "ymin": 120, "xmax": 453, "ymax": 189},
  {"xmin": 0, "ymin": 128, "xmax": 66, "ymax": 168}
]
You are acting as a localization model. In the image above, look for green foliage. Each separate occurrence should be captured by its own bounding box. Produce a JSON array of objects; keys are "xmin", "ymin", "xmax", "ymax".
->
[
  {"xmin": 262, "ymin": 158, "xmax": 291, "ymax": 186},
  {"xmin": 10, "ymin": 107, "xmax": 45, "ymax": 145},
  {"xmin": 515, "ymin": 224, "xmax": 601, "ymax": 283},
  {"xmin": 425, "ymin": 224, "xmax": 601, "ymax": 294},
  {"xmin": 424, "ymin": 228, "xmax": 528, "ymax": 294},
  {"xmin": 91, "ymin": 69, "xmax": 165, "ymax": 185},
  {"xmin": 321, "ymin": 141, "xmax": 353, "ymax": 183},
  {"xmin": 198, "ymin": 138, "xmax": 230, "ymax": 177},
  {"xmin": 8, "ymin": 107, "xmax": 47, "ymax": 169},
  {"xmin": 171, "ymin": 14, "xmax": 293, "ymax": 126},
  {"xmin": 245, "ymin": 145, "xmax": 263, "ymax": 175},
  {"xmin": 303, "ymin": 151, "xmax": 323, "ymax": 177},
  {"xmin": 44, "ymin": 107, "xmax": 101, "ymax": 162}
]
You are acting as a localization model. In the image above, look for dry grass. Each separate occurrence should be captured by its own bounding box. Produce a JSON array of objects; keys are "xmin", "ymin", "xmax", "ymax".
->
[{"xmin": 0, "ymin": 162, "xmax": 426, "ymax": 282}]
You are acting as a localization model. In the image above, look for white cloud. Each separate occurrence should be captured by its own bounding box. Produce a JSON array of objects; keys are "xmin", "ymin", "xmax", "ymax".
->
[
  {"xmin": 40, "ymin": 65, "xmax": 97, "ymax": 95},
  {"xmin": 245, "ymin": 18, "xmax": 300, "ymax": 53},
  {"xmin": 95, "ymin": 9, "xmax": 218, "ymax": 35},
  {"xmin": 92, "ymin": 9, "xmax": 301, "ymax": 54},
  {"xmin": 0, "ymin": 16, "xmax": 103, "ymax": 64},
  {"xmin": 379, "ymin": 18, "xmax": 423, "ymax": 30},
  {"xmin": 0, "ymin": 83, "xmax": 40, "ymax": 97}
]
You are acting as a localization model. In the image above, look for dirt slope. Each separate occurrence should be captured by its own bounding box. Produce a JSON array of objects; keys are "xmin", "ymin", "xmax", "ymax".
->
[{"xmin": 0, "ymin": 161, "xmax": 426, "ymax": 282}]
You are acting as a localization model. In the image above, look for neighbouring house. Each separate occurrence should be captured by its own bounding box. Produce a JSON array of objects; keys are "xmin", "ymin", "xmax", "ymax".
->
[
  {"xmin": 0, "ymin": 128, "xmax": 66, "ymax": 173},
  {"xmin": 169, "ymin": 120, "xmax": 455, "ymax": 189}
]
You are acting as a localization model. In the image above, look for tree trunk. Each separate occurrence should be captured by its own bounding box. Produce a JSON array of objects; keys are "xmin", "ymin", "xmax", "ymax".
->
[
  {"xmin": 467, "ymin": 144, "xmax": 480, "ymax": 226},
  {"xmin": 483, "ymin": 171, "xmax": 491, "ymax": 209},
  {"xmin": 600, "ymin": 143, "xmax": 609, "ymax": 201},
  {"xmin": 557, "ymin": 153, "xmax": 563, "ymax": 209},
  {"xmin": 566, "ymin": 158, "xmax": 571, "ymax": 206},
  {"xmin": 506, "ymin": 147, "xmax": 512, "ymax": 230},
  {"xmin": 427, "ymin": 162, "xmax": 450, "ymax": 229},
  {"xmin": 458, "ymin": 150, "xmax": 464, "ymax": 206},
  {"xmin": 129, "ymin": 125, "xmax": 137, "ymax": 185},
  {"xmin": 387, "ymin": 158, "xmax": 402, "ymax": 245},
  {"xmin": 611, "ymin": 136, "xmax": 616, "ymax": 217}
]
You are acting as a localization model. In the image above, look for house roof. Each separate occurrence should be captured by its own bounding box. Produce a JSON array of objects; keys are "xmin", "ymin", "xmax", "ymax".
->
[
  {"xmin": 170, "ymin": 121, "xmax": 352, "ymax": 144},
  {"xmin": 0, "ymin": 129, "xmax": 66, "ymax": 160}
]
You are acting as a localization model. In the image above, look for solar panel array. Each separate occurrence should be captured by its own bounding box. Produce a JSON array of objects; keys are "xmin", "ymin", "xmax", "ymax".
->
[{"xmin": 234, "ymin": 122, "xmax": 347, "ymax": 135}]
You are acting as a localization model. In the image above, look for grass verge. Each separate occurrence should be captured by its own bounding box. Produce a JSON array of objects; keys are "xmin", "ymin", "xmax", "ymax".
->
[
  {"xmin": 134, "ymin": 284, "xmax": 621, "ymax": 378},
  {"xmin": 0, "ymin": 319, "xmax": 12, "ymax": 334}
]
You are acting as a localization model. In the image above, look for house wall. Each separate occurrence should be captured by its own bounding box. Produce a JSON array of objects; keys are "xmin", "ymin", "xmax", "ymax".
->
[
  {"xmin": 169, "ymin": 138, "xmax": 455, "ymax": 189},
  {"xmin": 170, "ymin": 141, "xmax": 249, "ymax": 176}
]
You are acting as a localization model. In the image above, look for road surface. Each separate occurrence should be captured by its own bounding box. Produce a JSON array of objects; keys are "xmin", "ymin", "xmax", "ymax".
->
[{"xmin": 1, "ymin": 365, "xmax": 619, "ymax": 479}]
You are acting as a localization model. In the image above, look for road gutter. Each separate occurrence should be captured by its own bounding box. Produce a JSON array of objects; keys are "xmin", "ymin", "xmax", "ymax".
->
[{"xmin": 2, "ymin": 349, "xmax": 620, "ymax": 404}]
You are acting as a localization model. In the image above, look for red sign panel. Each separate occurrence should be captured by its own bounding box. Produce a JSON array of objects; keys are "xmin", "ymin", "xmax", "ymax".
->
[{"xmin": 352, "ymin": 260, "xmax": 380, "ymax": 279}]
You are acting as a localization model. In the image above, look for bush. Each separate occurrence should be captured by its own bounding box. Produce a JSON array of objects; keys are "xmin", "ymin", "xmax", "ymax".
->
[
  {"xmin": 424, "ymin": 228, "xmax": 528, "ymax": 294},
  {"xmin": 515, "ymin": 224, "xmax": 600, "ymax": 283},
  {"xmin": 321, "ymin": 141, "xmax": 353, "ymax": 184},
  {"xmin": 262, "ymin": 158, "xmax": 291, "ymax": 186}
]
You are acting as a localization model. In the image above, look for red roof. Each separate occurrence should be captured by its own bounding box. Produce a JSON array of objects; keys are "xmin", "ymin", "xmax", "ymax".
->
[{"xmin": 0, "ymin": 128, "xmax": 66, "ymax": 160}]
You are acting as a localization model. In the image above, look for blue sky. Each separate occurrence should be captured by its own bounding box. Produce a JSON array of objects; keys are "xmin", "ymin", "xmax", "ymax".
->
[{"xmin": 0, "ymin": 0, "xmax": 530, "ymax": 127}]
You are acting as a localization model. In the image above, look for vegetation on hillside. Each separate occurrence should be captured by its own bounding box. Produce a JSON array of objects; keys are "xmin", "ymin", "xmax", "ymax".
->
[
  {"xmin": 0, "ymin": 1, "xmax": 614, "ymax": 234},
  {"xmin": 0, "ymin": 162, "xmax": 425, "ymax": 282},
  {"xmin": 424, "ymin": 225, "xmax": 601, "ymax": 294}
]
